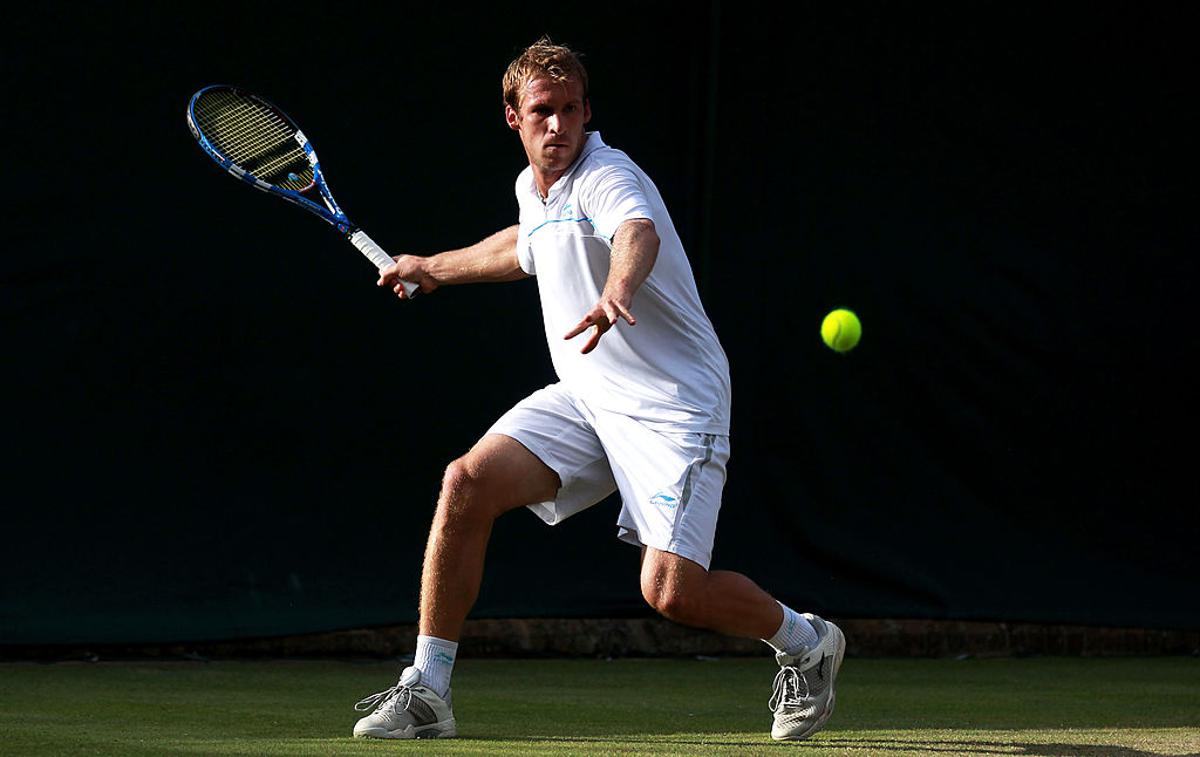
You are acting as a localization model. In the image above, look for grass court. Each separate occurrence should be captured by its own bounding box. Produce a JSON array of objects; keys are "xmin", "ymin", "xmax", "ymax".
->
[{"xmin": 2, "ymin": 656, "xmax": 1197, "ymax": 755}]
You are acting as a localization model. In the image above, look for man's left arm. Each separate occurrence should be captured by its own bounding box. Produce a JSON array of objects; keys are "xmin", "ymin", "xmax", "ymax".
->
[{"xmin": 563, "ymin": 218, "xmax": 660, "ymax": 354}]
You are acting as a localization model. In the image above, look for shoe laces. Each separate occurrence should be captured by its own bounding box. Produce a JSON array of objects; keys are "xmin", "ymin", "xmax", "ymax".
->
[
  {"xmin": 354, "ymin": 681, "xmax": 413, "ymax": 714},
  {"xmin": 769, "ymin": 665, "xmax": 809, "ymax": 711}
]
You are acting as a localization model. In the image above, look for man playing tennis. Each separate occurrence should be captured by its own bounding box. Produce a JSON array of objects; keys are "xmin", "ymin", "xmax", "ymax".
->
[{"xmin": 353, "ymin": 37, "xmax": 845, "ymax": 742}]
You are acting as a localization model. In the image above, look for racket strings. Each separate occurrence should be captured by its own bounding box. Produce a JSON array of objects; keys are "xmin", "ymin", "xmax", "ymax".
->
[
  {"xmin": 194, "ymin": 90, "xmax": 312, "ymax": 189},
  {"xmin": 195, "ymin": 91, "xmax": 291, "ymax": 161}
]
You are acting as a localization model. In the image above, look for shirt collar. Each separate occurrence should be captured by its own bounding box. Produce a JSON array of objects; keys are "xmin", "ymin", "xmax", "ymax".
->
[{"xmin": 531, "ymin": 131, "xmax": 606, "ymax": 201}]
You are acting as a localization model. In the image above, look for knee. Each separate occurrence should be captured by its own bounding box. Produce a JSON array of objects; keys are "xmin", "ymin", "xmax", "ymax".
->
[
  {"xmin": 434, "ymin": 457, "xmax": 495, "ymax": 526},
  {"xmin": 641, "ymin": 570, "xmax": 704, "ymax": 627}
]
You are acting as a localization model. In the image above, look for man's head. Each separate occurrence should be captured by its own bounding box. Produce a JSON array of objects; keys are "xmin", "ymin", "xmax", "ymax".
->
[
  {"xmin": 502, "ymin": 36, "xmax": 589, "ymax": 112},
  {"xmin": 503, "ymin": 37, "xmax": 592, "ymax": 188}
]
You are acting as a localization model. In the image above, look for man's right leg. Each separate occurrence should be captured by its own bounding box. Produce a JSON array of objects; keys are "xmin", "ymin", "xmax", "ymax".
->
[
  {"xmin": 420, "ymin": 432, "xmax": 561, "ymax": 641},
  {"xmin": 353, "ymin": 433, "xmax": 560, "ymax": 739}
]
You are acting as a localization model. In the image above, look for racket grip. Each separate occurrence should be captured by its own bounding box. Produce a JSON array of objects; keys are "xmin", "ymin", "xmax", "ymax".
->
[{"xmin": 349, "ymin": 230, "xmax": 419, "ymax": 297}]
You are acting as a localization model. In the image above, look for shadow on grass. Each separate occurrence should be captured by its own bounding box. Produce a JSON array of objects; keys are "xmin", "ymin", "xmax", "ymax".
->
[
  {"xmin": 812, "ymin": 738, "xmax": 1197, "ymax": 756},
  {"xmin": 532, "ymin": 735, "xmax": 1198, "ymax": 757}
]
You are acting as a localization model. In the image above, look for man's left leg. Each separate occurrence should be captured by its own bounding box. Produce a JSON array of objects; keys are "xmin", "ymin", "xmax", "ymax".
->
[{"xmin": 639, "ymin": 547, "xmax": 846, "ymax": 741}]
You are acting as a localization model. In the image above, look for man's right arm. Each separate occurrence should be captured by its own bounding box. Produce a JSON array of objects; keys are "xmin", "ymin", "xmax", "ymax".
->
[{"xmin": 377, "ymin": 225, "xmax": 527, "ymax": 298}]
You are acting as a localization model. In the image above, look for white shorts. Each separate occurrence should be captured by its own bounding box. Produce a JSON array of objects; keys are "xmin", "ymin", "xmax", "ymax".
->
[{"xmin": 486, "ymin": 383, "xmax": 729, "ymax": 570}]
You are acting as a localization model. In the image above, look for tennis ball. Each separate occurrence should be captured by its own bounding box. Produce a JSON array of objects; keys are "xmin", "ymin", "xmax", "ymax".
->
[{"xmin": 821, "ymin": 308, "xmax": 862, "ymax": 353}]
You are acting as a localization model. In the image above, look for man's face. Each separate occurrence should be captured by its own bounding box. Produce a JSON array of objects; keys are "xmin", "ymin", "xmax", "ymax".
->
[{"xmin": 505, "ymin": 76, "xmax": 591, "ymax": 178}]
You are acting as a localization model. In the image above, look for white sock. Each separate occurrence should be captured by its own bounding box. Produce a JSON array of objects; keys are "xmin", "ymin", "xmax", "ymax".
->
[
  {"xmin": 413, "ymin": 634, "xmax": 458, "ymax": 698},
  {"xmin": 764, "ymin": 602, "xmax": 819, "ymax": 656}
]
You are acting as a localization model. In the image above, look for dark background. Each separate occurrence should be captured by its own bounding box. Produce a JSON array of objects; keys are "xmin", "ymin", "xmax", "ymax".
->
[{"xmin": 3, "ymin": 2, "xmax": 1196, "ymax": 645}]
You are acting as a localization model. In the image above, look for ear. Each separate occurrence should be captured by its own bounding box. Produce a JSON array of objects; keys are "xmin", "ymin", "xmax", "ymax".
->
[
  {"xmin": 583, "ymin": 99, "xmax": 592, "ymax": 125},
  {"xmin": 505, "ymin": 104, "xmax": 520, "ymax": 131}
]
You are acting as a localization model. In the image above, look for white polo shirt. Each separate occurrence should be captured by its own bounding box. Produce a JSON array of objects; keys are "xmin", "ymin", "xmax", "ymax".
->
[{"xmin": 515, "ymin": 132, "xmax": 731, "ymax": 434}]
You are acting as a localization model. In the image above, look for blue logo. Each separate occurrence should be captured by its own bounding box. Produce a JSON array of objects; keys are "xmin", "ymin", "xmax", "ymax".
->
[
  {"xmin": 649, "ymin": 492, "xmax": 678, "ymax": 509},
  {"xmin": 561, "ymin": 202, "xmax": 574, "ymax": 217}
]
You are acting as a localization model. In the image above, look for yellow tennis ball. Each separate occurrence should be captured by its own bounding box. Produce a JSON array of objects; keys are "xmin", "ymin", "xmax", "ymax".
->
[{"xmin": 821, "ymin": 309, "xmax": 862, "ymax": 353}]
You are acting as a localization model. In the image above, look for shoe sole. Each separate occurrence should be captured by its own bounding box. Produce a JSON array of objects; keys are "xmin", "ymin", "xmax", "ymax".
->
[{"xmin": 353, "ymin": 719, "xmax": 457, "ymax": 739}]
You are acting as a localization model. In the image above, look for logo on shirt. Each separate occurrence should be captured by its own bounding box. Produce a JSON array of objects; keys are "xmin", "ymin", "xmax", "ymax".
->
[
  {"xmin": 649, "ymin": 491, "xmax": 679, "ymax": 510},
  {"xmin": 561, "ymin": 202, "xmax": 574, "ymax": 218}
]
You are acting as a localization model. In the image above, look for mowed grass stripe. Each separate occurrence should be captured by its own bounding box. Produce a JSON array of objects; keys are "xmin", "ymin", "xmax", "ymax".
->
[{"xmin": 0, "ymin": 658, "xmax": 1196, "ymax": 755}]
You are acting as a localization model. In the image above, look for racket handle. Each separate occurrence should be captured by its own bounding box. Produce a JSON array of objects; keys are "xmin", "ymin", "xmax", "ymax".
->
[{"xmin": 349, "ymin": 230, "xmax": 419, "ymax": 297}]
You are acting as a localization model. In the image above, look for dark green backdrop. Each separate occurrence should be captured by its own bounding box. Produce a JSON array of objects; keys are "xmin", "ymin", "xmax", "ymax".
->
[{"xmin": 3, "ymin": 2, "xmax": 1196, "ymax": 645}]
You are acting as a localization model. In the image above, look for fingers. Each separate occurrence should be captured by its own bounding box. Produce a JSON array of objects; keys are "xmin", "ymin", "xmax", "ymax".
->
[
  {"xmin": 614, "ymin": 302, "xmax": 636, "ymax": 327},
  {"xmin": 563, "ymin": 316, "xmax": 597, "ymax": 340},
  {"xmin": 378, "ymin": 274, "xmax": 411, "ymax": 299},
  {"xmin": 377, "ymin": 258, "xmax": 424, "ymax": 300},
  {"xmin": 564, "ymin": 311, "xmax": 611, "ymax": 339},
  {"xmin": 563, "ymin": 304, "xmax": 636, "ymax": 353},
  {"xmin": 377, "ymin": 274, "xmax": 416, "ymax": 300},
  {"xmin": 580, "ymin": 328, "xmax": 603, "ymax": 355},
  {"xmin": 563, "ymin": 318, "xmax": 606, "ymax": 354},
  {"xmin": 376, "ymin": 263, "xmax": 398, "ymax": 288}
]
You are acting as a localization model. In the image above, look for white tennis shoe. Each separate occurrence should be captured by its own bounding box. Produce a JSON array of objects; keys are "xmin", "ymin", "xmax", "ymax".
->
[
  {"xmin": 352, "ymin": 666, "xmax": 457, "ymax": 739},
  {"xmin": 769, "ymin": 613, "xmax": 846, "ymax": 740}
]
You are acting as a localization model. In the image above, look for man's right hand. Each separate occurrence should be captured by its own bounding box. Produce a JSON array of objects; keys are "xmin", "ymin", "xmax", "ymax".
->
[{"xmin": 378, "ymin": 255, "xmax": 438, "ymax": 299}]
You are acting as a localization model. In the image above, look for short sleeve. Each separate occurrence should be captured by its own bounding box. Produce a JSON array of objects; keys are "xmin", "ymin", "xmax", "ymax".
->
[
  {"xmin": 578, "ymin": 164, "xmax": 653, "ymax": 240},
  {"xmin": 514, "ymin": 170, "xmax": 537, "ymax": 275},
  {"xmin": 515, "ymin": 223, "xmax": 536, "ymax": 275}
]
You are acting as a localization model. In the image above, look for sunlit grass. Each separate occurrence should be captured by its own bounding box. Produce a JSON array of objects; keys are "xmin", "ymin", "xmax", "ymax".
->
[{"xmin": 1, "ymin": 657, "xmax": 1196, "ymax": 755}]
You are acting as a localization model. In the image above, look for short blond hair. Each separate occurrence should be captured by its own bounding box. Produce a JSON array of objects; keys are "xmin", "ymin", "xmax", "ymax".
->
[{"xmin": 502, "ymin": 36, "xmax": 589, "ymax": 110}]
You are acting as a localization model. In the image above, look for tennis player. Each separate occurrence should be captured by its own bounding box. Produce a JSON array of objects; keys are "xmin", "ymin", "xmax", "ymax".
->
[{"xmin": 353, "ymin": 37, "xmax": 845, "ymax": 742}]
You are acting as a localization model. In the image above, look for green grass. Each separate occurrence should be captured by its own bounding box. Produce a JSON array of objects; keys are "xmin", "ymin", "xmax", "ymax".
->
[{"xmin": 1, "ymin": 657, "xmax": 1198, "ymax": 755}]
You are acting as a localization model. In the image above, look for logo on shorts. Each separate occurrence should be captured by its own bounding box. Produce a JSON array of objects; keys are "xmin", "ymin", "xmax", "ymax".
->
[{"xmin": 649, "ymin": 491, "xmax": 679, "ymax": 510}]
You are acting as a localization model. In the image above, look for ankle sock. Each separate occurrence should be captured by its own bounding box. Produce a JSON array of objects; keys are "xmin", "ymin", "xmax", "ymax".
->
[
  {"xmin": 764, "ymin": 602, "xmax": 819, "ymax": 656},
  {"xmin": 413, "ymin": 634, "xmax": 458, "ymax": 698}
]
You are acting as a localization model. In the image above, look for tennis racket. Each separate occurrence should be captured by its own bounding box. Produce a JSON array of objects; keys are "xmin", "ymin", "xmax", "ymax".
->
[{"xmin": 186, "ymin": 85, "xmax": 417, "ymax": 296}]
